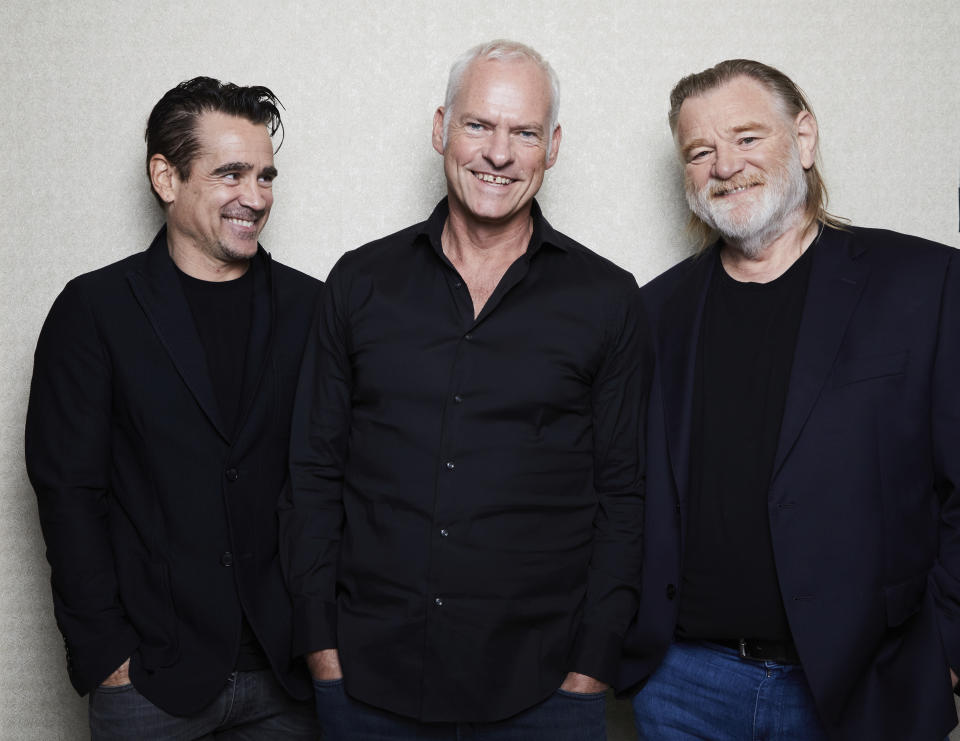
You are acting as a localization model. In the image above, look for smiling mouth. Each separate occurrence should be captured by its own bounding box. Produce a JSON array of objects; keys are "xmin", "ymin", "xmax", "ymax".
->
[
  {"xmin": 224, "ymin": 216, "xmax": 257, "ymax": 228},
  {"xmin": 711, "ymin": 180, "xmax": 762, "ymax": 198},
  {"xmin": 473, "ymin": 172, "xmax": 514, "ymax": 185}
]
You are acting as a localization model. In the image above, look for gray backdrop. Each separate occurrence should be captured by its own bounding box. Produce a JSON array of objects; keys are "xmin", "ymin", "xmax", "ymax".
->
[{"xmin": 3, "ymin": 1, "xmax": 959, "ymax": 738}]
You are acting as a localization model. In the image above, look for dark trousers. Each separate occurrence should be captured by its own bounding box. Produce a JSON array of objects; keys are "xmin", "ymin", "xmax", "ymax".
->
[
  {"xmin": 89, "ymin": 669, "xmax": 318, "ymax": 740},
  {"xmin": 313, "ymin": 678, "xmax": 606, "ymax": 740}
]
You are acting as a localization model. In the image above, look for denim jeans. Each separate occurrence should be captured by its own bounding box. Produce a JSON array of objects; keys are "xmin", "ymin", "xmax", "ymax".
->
[
  {"xmin": 89, "ymin": 669, "xmax": 318, "ymax": 740},
  {"xmin": 313, "ymin": 678, "xmax": 606, "ymax": 740},
  {"xmin": 632, "ymin": 641, "xmax": 829, "ymax": 740}
]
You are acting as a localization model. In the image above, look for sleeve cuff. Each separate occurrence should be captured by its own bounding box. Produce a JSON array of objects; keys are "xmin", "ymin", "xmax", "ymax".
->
[
  {"xmin": 69, "ymin": 622, "xmax": 140, "ymax": 696},
  {"xmin": 291, "ymin": 597, "xmax": 338, "ymax": 657},
  {"xmin": 568, "ymin": 622, "xmax": 624, "ymax": 685}
]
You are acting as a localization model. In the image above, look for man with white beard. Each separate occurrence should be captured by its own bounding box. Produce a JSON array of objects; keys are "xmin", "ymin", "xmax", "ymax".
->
[{"xmin": 618, "ymin": 59, "xmax": 960, "ymax": 741}]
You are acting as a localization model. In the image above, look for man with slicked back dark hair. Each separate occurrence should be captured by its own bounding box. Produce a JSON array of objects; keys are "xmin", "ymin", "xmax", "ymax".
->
[{"xmin": 26, "ymin": 76, "xmax": 320, "ymax": 739}]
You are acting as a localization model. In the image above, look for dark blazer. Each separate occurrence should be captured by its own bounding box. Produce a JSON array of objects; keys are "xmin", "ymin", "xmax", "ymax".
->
[
  {"xmin": 619, "ymin": 225, "xmax": 960, "ymax": 740},
  {"xmin": 25, "ymin": 227, "xmax": 321, "ymax": 716}
]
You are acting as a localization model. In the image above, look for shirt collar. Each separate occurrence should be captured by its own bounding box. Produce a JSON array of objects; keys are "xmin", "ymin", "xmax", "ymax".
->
[{"xmin": 417, "ymin": 197, "xmax": 569, "ymax": 259}]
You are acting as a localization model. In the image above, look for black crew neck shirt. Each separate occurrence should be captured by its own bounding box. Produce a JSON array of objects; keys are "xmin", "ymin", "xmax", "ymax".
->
[
  {"xmin": 176, "ymin": 262, "xmax": 268, "ymax": 670},
  {"xmin": 176, "ymin": 265, "xmax": 254, "ymax": 438},
  {"xmin": 678, "ymin": 245, "xmax": 814, "ymax": 642}
]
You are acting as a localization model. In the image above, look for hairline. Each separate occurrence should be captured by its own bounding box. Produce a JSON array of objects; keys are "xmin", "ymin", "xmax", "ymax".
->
[{"xmin": 441, "ymin": 40, "xmax": 560, "ymax": 159}]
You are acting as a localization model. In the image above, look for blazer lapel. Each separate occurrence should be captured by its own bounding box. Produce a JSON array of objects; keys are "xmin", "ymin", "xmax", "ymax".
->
[
  {"xmin": 127, "ymin": 227, "xmax": 229, "ymax": 441},
  {"xmin": 658, "ymin": 248, "xmax": 717, "ymax": 511},
  {"xmin": 771, "ymin": 228, "xmax": 869, "ymax": 479}
]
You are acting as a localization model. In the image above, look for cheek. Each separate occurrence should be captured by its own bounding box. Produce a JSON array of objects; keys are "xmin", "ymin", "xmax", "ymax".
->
[{"xmin": 684, "ymin": 169, "xmax": 704, "ymax": 193}]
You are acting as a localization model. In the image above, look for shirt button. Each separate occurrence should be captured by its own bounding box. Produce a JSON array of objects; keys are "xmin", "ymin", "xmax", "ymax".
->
[
  {"xmin": 440, "ymin": 529, "xmax": 449, "ymax": 537},
  {"xmin": 453, "ymin": 394, "xmax": 463, "ymax": 403},
  {"xmin": 434, "ymin": 596, "xmax": 443, "ymax": 607},
  {"xmin": 221, "ymin": 551, "xmax": 234, "ymax": 567},
  {"xmin": 665, "ymin": 584, "xmax": 677, "ymax": 600},
  {"xmin": 464, "ymin": 333, "xmax": 473, "ymax": 341},
  {"xmin": 454, "ymin": 281, "xmax": 463, "ymax": 288},
  {"xmin": 225, "ymin": 468, "xmax": 239, "ymax": 482},
  {"xmin": 445, "ymin": 461, "xmax": 455, "ymax": 471}
]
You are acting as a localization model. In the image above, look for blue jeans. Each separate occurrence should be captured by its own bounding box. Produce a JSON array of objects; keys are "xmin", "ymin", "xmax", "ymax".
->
[
  {"xmin": 632, "ymin": 641, "xmax": 829, "ymax": 740},
  {"xmin": 89, "ymin": 669, "xmax": 318, "ymax": 740},
  {"xmin": 313, "ymin": 679, "xmax": 606, "ymax": 740}
]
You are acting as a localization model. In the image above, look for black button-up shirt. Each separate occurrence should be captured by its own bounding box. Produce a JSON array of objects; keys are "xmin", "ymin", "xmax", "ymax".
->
[{"xmin": 281, "ymin": 199, "xmax": 650, "ymax": 722}]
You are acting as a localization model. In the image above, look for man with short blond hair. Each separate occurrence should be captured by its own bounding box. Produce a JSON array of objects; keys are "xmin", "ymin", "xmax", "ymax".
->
[
  {"xmin": 621, "ymin": 59, "xmax": 960, "ymax": 741},
  {"xmin": 281, "ymin": 40, "xmax": 649, "ymax": 739}
]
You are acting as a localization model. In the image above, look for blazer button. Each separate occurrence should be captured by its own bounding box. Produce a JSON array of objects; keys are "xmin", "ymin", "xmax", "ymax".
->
[
  {"xmin": 225, "ymin": 468, "xmax": 239, "ymax": 482},
  {"xmin": 665, "ymin": 584, "xmax": 677, "ymax": 600},
  {"xmin": 221, "ymin": 551, "xmax": 234, "ymax": 567}
]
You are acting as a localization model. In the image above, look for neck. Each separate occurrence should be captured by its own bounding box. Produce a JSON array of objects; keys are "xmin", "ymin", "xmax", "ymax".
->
[
  {"xmin": 167, "ymin": 229, "xmax": 250, "ymax": 282},
  {"xmin": 720, "ymin": 217, "xmax": 819, "ymax": 284},
  {"xmin": 441, "ymin": 202, "xmax": 534, "ymax": 264}
]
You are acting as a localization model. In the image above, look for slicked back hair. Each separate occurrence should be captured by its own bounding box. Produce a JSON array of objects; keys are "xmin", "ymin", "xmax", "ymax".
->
[
  {"xmin": 668, "ymin": 59, "xmax": 845, "ymax": 247},
  {"xmin": 145, "ymin": 76, "xmax": 284, "ymax": 204},
  {"xmin": 442, "ymin": 39, "xmax": 560, "ymax": 159}
]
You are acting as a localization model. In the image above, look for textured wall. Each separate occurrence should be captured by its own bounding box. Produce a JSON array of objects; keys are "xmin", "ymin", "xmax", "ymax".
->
[{"xmin": 2, "ymin": 1, "xmax": 959, "ymax": 738}]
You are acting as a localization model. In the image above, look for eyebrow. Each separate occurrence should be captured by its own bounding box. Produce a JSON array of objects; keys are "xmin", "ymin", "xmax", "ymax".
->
[
  {"xmin": 730, "ymin": 121, "xmax": 772, "ymax": 134},
  {"xmin": 210, "ymin": 162, "xmax": 278, "ymax": 179},
  {"xmin": 211, "ymin": 161, "xmax": 253, "ymax": 176},
  {"xmin": 680, "ymin": 138, "xmax": 711, "ymax": 158}
]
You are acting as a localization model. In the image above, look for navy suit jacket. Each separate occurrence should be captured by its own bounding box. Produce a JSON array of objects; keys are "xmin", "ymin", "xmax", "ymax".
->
[
  {"xmin": 25, "ymin": 227, "xmax": 320, "ymax": 715},
  {"xmin": 620, "ymin": 225, "xmax": 960, "ymax": 740}
]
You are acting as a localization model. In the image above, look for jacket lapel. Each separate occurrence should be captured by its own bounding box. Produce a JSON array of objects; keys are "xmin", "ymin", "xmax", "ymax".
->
[
  {"xmin": 127, "ymin": 227, "xmax": 229, "ymax": 441},
  {"xmin": 658, "ymin": 248, "xmax": 717, "ymax": 511},
  {"xmin": 771, "ymin": 228, "xmax": 869, "ymax": 479}
]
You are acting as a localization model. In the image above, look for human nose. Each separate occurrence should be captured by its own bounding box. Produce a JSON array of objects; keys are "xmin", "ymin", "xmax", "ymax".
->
[
  {"xmin": 483, "ymin": 129, "xmax": 513, "ymax": 168},
  {"xmin": 712, "ymin": 143, "xmax": 744, "ymax": 180},
  {"xmin": 239, "ymin": 176, "xmax": 269, "ymax": 211}
]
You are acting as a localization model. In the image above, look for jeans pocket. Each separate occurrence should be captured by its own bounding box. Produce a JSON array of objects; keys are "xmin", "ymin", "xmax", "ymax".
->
[
  {"xmin": 554, "ymin": 687, "xmax": 606, "ymax": 701},
  {"xmin": 312, "ymin": 677, "xmax": 345, "ymax": 689}
]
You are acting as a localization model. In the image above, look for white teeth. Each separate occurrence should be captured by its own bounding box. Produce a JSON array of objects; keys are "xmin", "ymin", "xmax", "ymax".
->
[
  {"xmin": 717, "ymin": 184, "xmax": 752, "ymax": 196},
  {"xmin": 474, "ymin": 172, "xmax": 513, "ymax": 185},
  {"xmin": 227, "ymin": 217, "xmax": 255, "ymax": 227}
]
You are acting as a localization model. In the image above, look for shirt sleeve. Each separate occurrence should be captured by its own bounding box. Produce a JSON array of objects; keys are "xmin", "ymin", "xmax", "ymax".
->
[
  {"xmin": 279, "ymin": 263, "xmax": 351, "ymax": 657},
  {"xmin": 930, "ymin": 248, "xmax": 960, "ymax": 678},
  {"xmin": 24, "ymin": 280, "xmax": 140, "ymax": 694},
  {"xmin": 568, "ymin": 280, "xmax": 652, "ymax": 683}
]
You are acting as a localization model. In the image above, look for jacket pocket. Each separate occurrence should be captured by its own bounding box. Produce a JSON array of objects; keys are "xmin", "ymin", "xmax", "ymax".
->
[
  {"xmin": 120, "ymin": 556, "xmax": 180, "ymax": 668},
  {"xmin": 831, "ymin": 350, "xmax": 907, "ymax": 388},
  {"xmin": 883, "ymin": 572, "xmax": 928, "ymax": 627}
]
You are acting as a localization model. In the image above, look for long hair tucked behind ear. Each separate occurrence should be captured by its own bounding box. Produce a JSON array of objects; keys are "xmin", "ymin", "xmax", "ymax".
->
[
  {"xmin": 145, "ymin": 77, "xmax": 284, "ymax": 203},
  {"xmin": 669, "ymin": 59, "xmax": 846, "ymax": 247}
]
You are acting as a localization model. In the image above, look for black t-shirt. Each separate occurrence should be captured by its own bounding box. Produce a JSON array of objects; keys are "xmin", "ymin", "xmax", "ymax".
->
[
  {"xmin": 177, "ymin": 262, "xmax": 268, "ymax": 670},
  {"xmin": 177, "ymin": 265, "xmax": 254, "ymax": 438},
  {"xmin": 678, "ymin": 245, "xmax": 813, "ymax": 642}
]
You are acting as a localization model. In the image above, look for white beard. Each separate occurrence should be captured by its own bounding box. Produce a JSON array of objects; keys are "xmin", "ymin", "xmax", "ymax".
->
[{"xmin": 686, "ymin": 144, "xmax": 808, "ymax": 260}]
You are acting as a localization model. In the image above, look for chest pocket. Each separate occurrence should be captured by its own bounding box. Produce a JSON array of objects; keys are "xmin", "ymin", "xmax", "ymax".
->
[{"xmin": 831, "ymin": 350, "xmax": 907, "ymax": 388}]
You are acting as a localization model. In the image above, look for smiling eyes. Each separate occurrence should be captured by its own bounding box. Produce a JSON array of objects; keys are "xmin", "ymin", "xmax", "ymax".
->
[
  {"xmin": 220, "ymin": 171, "xmax": 275, "ymax": 186},
  {"xmin": 686, "ymin": 136, "xmax": 762, "ymax": 163},
  {"xmin": 463, "ymin": 121, "xmax": 541, "ymax": 142}
]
